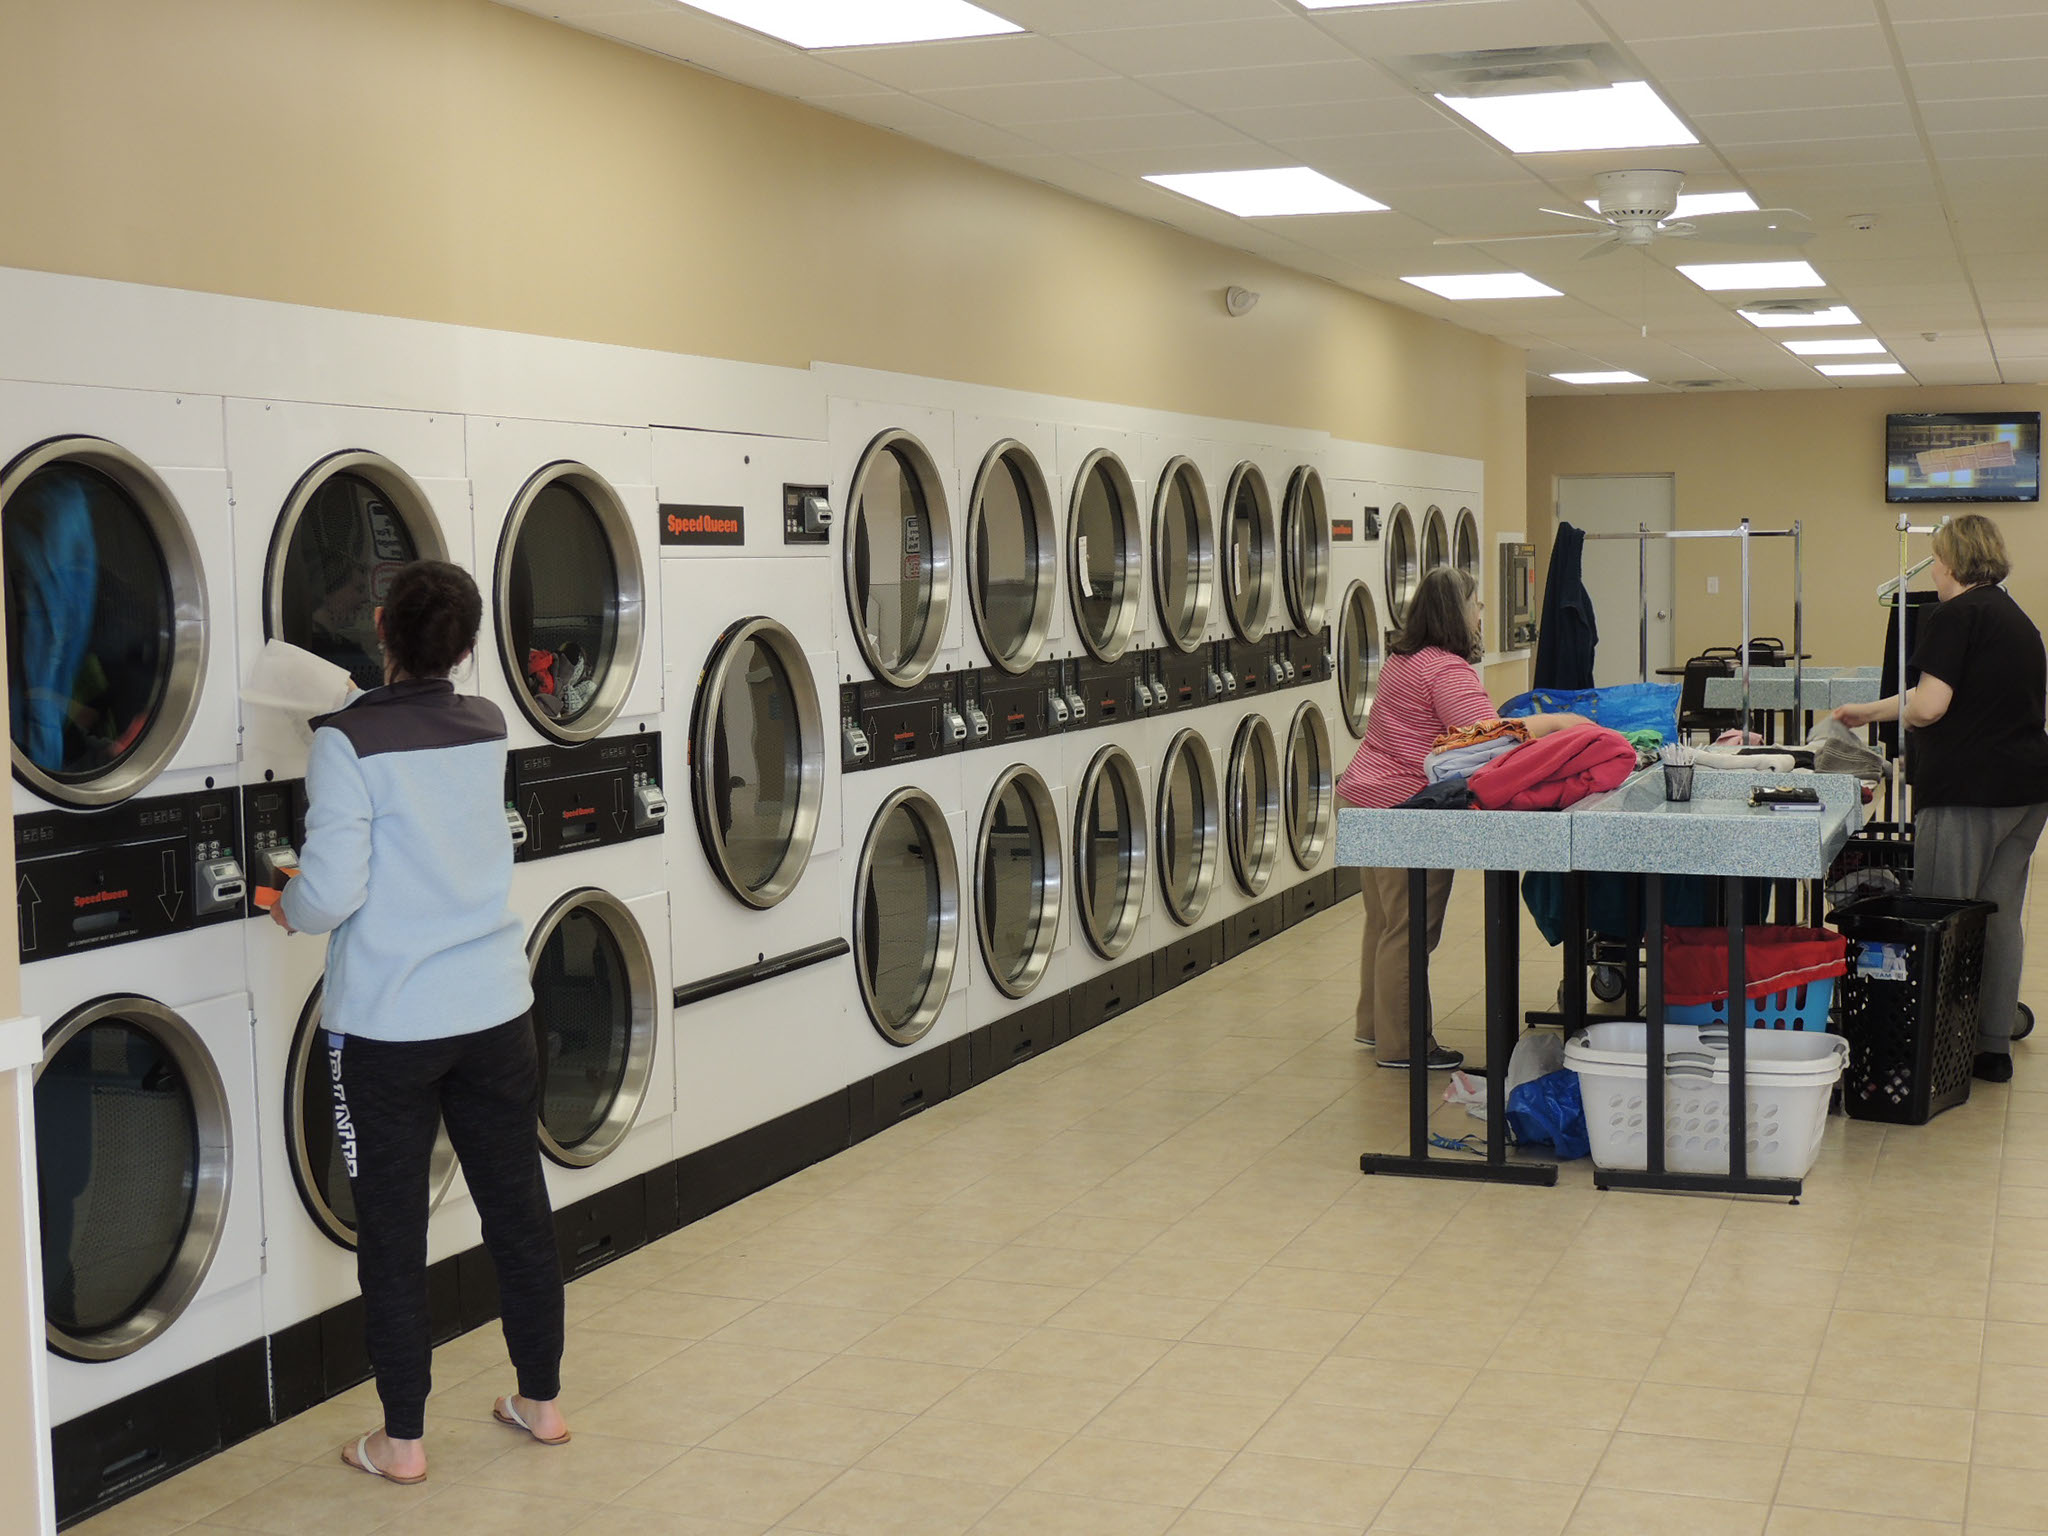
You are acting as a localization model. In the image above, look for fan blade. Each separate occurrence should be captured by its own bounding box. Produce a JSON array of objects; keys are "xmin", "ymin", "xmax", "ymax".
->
[
  {"xmin": 1680, "ymin": 210, "xmax": 1815, "ymax": 246},
  {"xmin": 1432, "ymin": 230, "xmax": 1610, "ymax": 246},
  {"xmin": 1579, "ymin": 236, "xmax": 1625, "ymax": 261},
  {"xmin": 1535, "ymin": 207, "xmax": 1619, "ymax": 227}
]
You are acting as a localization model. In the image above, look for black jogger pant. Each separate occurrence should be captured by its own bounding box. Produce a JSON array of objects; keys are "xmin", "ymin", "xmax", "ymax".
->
[{"xmin": 331, "ymin": 1014, "xmax": 563, "ymax": 1440}]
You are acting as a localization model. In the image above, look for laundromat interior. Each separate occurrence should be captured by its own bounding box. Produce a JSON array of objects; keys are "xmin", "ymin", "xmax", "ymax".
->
[{"xmin": 8, "ymin": 0, "xmax": 2048, "ymax": 1532}]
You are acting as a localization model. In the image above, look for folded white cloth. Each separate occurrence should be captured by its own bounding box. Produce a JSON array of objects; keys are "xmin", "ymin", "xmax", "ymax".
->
[{"xmin": 1691, "ymin": 749, "xmax": 1796, "ymax": 773}]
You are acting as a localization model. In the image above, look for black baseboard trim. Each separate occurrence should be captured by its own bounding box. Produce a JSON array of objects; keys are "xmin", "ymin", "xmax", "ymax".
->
[{"xmin": 55, "ymin": 876, "xmax": 1351, "ymax": 1527}]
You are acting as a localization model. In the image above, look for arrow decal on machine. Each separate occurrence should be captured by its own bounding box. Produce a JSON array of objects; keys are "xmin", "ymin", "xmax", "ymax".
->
[
  {"xmin": 17, "ymin": 874, "xmax": 40, "ymax": 954},
  {"xmin": 159, "ymin": 850, "xmax": 184, "ymax": 921}
]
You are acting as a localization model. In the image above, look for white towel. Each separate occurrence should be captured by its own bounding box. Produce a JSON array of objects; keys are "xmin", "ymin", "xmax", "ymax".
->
[{"xmin": 241, "ymin": 640, "xmax": 355, "ymax": 745}]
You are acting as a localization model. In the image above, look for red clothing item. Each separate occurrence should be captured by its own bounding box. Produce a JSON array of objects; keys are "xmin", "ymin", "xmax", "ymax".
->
[
  {"xmin": 1467, "ymin": 724, "xmax": 1635, "ymax": 811},
  {"xmin": 1337, "ymin": 648, "xmax": 1495, "ymax": 809}
]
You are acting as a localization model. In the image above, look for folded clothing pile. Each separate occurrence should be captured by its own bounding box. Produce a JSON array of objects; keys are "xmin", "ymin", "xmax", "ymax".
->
[{"xmin": 1423, "ymin": 718, "xmax": 1529, "ymax": 783}]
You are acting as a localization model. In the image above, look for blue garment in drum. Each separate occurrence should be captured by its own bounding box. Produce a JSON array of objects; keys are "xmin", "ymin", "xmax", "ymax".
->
[{"xmin": 8, "ymin": 476, "xmax": 99, "ymax": 773}]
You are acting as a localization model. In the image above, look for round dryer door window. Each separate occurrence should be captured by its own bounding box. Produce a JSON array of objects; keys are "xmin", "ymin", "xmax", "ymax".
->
[
  {"xmin": 1075, "ymin": 745, "xmax": 1147, "ymax": 958},
  {"xmin": 497, "ymin": 463, "xmax": 644, "ymax": 742},
  {"xmin": 286, "ymin": 981, "xmax": 458, "ymax": 1249},
  {"xmin": 967, "ymin": 441, "xmax": 1055, "ymax": 673},
  {"xmin": 975, "ymin": 766, "xmax": 1062, "ymax": 998},
  {"xmin": 856, "ymin": 788, "xmax": 961, "ymax": 1046},
  {"xmin": 1222, "ymin": 463, "xmax": 1278, "ymax": 642},
  {"xmin": 34, "ymin": 998, "xmax": 229, "ymax": 1361},
  {"xmin": 268, "ymin": 452, "xmax": 448, "ymax": 693},
  {"xmin": 2, "ymin": 438, "xmax": 208, "ymax": 808},
  {"xmin": 1454, "ymin": 508, "xmax": 1480, "ymax": 583},
  {"xmin": 1281, "ymin": 466, "xmax": 1332, "ymax": 635},
  {"xmin": 1285, "ymin": 702, "xmax": 1335, "ymax": 871},
  {"xmin": 846, "ymin": 430, "xmax": 952, "ymax": 688},
  {"xmin": 1423, "ymin": 505, "xmax": 1450, "ymax": 572},
  {"xmin": 530, "ymin": 890, "xmax": 658, "ymax": 1168},
  {"xmin": 691, "ymin": 617, "xmax": 824, "ymax": 910},
  {"xmin": 1227, "ymin": 713, "xmax": 1282, "ymax": 897},
  {"xmin": 1151, "ymin": 457, "xmax": 1213, "ymax": 652},
  {"xmin": 1385, "ymin": 504, "xmax": 1419, "ymax": 627},
  {"xmin": 1336, "ymin": 581, "xmax": 1381, "ymax": 739},
  {"xmin": 1068, "ymin": 451, "xmax": 1141, "ymax": 661},
  {"xmin": 1156, "ymin": 729, "xmax": 1220, "ymax": 927}
]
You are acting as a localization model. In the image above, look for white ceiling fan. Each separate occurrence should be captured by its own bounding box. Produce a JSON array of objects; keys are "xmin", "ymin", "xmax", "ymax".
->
[{"xmin": 1434, "ymin": 169, "xmax": 1815, "ymax": 260}]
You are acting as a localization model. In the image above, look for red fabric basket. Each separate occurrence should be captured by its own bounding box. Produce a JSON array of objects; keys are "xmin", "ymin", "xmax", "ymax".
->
[{"xmin": 1662, "ymin": 926, "xmax": 1848, "ymax": 1007}]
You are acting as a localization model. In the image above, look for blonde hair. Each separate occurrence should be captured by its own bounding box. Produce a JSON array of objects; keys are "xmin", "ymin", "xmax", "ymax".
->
[{"xmin": 1933, "ymin": 513, "xmax": 2011, "ymax": 588}]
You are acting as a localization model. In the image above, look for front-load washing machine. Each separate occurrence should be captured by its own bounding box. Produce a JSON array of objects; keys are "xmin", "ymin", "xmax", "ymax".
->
[
  {"xmin": 1327, "ymin": 481, "xmax": 1387, "ymax": 747},
  {"xmin": 466, "ymin": 418, "xmax": 666, "ymax": 863},
  {"xmin": 1223, "ymin": 702, "xmax": 1288, "ymax": 914},
  {"xmin": 833, "ymin": 400, "xmax": 963, "ymax": 690},
  {"xmin": 956, "ymin": 418, "xmax": 1062, "ymax": 676},
  {"xmin": 1150, "ymin": 715, "xmax": 1226, "ymax": 937},
  {"xmin": 960, "ymin": 732, "xmax": 1070, "ymax": 1060},
  {"xmin": 1143, "ymin": 443, "xmax": 1217, "ymax": 659},
  {"xmin": 1281, "ymin": 464, "xmax": 1334, "ymax": 645},
  {"xmin": 1281, "ymin": 694, "xmax": 1340, "ymax": 886},
  {"xmin": 1061, "ymin": 731, "xmax": 1152, "ymax": 1026},
  {"xmin": 656, "ymin": 428, "xmax": 855, "ymax": 1167}
]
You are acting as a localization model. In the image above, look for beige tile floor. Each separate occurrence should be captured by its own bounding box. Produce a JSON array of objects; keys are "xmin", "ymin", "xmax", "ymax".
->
[{"xmin": 71, "ymin": 873, "xmax": 2048, "ymax": 1536}]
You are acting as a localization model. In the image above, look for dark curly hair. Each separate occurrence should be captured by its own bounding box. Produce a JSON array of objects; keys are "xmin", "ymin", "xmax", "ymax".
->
[{"xmin": 380, "ymin": 561, "xmax": 481, "ymax": 681}]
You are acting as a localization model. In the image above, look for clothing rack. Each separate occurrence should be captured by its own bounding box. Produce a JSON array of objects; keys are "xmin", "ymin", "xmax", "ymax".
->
[
  {"xmin": 1890, "ymin": 513, "xmax": 1947, "ymax": 816},
  {"xmin": 1579, "ymin": 519, "xmax": 1805, "ymax": 743}
]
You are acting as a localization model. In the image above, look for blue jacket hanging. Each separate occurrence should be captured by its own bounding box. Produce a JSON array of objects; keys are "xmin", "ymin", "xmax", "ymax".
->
[{"xmin": 1533, "ymin": 521, "xmax": 1597, "ymax": 690}]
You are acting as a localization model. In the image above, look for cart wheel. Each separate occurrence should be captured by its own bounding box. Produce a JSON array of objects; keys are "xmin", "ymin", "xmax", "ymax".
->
[
  {"xmin": 1591, "ymin": 964, "xmax": 1627, "ymax": 1003},
  {"xmin": 2017, "ymin": 1004, "xmax": 2035, "ymax": 1042}
]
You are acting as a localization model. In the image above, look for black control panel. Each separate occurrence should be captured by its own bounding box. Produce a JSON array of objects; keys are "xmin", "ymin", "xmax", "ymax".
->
[
  {"xmin": 782, "ymin": 483, "xmax": 832, "ymax": 546},
  {"xmin": 961, "ymin": 662, "xmax": 1064, "ymax": 748},
  {"xmin": 1279, "ymin": 627, "xmax": 1334, "ymax": 688},
  {"xmin": 1222, "ymin": 638, "xmax": 1268, "ymax": 699},
  {"xmin": 840, "ymin": 672, "xmax": 965, "ymax": 772},
  {"xmin": 15, "ymin": 789, "xmax": 246, "ymax": 964},
  {"xmin": 508, "ymin": 733, "xmax": 666, "ymax": 862},
  {"xmin": 1157, "ymin": 647, "xmax": 1222, "ymax": 713},
  {"xmin": 1067, "ymin": 654, "xmax": 1147, "ymax": 727}
]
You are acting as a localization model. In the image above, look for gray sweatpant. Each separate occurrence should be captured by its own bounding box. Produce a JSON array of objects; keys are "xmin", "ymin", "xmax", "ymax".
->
[{"xmin": 1915, "ymin": 801, "xmax": 2048, "ymax": 1055}]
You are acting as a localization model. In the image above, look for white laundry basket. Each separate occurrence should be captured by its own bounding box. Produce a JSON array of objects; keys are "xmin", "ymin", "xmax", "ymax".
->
[{"xmin": 1565, "ymin": 1022, "xmax": 1848, "ymax": 1179}]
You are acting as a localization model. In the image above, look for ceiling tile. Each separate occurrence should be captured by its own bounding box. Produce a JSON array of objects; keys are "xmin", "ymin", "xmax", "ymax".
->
[
  {"xmin": 1693, "ymin": 104, "xmax": 1918, "ymax": 146},
  {"xmin": 811, "ymin": 91, "xmax": 1044, "ymax": 156},
  {"xmin": 1018, "ymin": 111, "xmax": 1252, "ymax": 154},
  {"xmin": 495, "ymin": 0, "xmax": 662, "ymax": 19},
  {"xmin": 1060, "ymin": 18, "xmax": 1356, "ymax": 76},
  {"xmin": 1725, "ymin": 138, "xmax": 1927, "ymax": 171},
  {"xmin": 1307, "ymin": 0, "xmax": 1601, "ymax": 58},
  {"xmin": 1587, "ymin": 0, "xmax": 1881, "ymax": 38},
  {"xmin": 1213, "ymin": 93, "xmax": 1447, "ymax": 141},
  {"xmin": 1078, "ymin": 142, "xmax": 1294, "ymax": 176},
  {"xmin": 1661, "ymin": 68, "xmax": 1905, "ymax": 116},
  {"xmin": 995, "ymin": 0, "xmax": 1286, "ymax": 29},
  {"xmin": 566, "ymin": 6, "xmax": 887, "ymax": 95},
  {"xmin": 1143, "ymin": 58, "xmax": 1405, "ymax": 113},
  {"xmin": 1923, "ymin": 95, "xmax": 2048, "ymax": 133},
  {"xmin": 1894, "ymin": 15, "xmax": 2048, "ymax": 65},
  {"xmin": 828, "ymin": 33, "xmax": 1110, "ymax": 92},
  {"xmin": 1632, "ymin": 28, "xmax": 1895, "ymax": 81},
  {"xmin": 920, "ymin": 76, "xmax": 1186, "ymax": 125},
  {"xmin": 1908, "ymin": 59, "xmax": 2048, "ymax": 102},
  {"xmin": 1929, "ymin": 129, "xmax": 2048, "ymax": 160}
]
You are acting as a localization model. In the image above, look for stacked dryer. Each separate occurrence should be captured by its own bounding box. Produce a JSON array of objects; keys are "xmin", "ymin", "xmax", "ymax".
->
[
  {"xmin": 226, "ymin": 401, "xmax": 480, "ymax": 1418},
  {"xmin": 5, "ymin": 383, "xmax": 263, "ymax": 1522}
]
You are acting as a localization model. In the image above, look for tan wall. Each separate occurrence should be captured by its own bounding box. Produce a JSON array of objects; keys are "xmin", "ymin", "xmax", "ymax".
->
[{"xmin": 1528, "ymin": 385, "xmax": 2048, "ymax": 669}]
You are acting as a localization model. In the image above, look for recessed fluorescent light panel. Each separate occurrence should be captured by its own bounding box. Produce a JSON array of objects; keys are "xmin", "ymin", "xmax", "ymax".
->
[
  {"xmin": 1402, "ymin": 273, "xmax": 1562, "ymax": 300},
  {"xmin": 1739, "ymin": 305, "xmax": 1861, "ymax": 329},
  {"xmin": 1784, "ymin": 339, "xmax": 1887, "ymax": 356},
  {"xmin": 1552, "ymin": 372, "xmax": 1647, "ymax": 385},
  {"xmin": 1587, "ymin": 191, "xmax": 1758, "ymax": 219},
  {"xmin": 681, "ymin": 0, "xmax": 1023, "ymax": 49},
  {"xmin": 1145, "ymin": 168, "xmax": 1386, "ymax": 217},
  {"xmin": 1437, "ymin": 80, "xmax": 1696, "ymax": 154},
  {"xmin": 1816, "ymin": 362, "xmax": 1907, "ymax": 377},
  {"xmin": 1678, "ymin": 261, "xmax": 1826, "ymax": 292}
]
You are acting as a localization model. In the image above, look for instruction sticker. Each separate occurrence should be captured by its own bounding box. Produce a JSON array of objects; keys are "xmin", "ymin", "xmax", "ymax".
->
[
  {"xmin": 1077, "ymin": 535, "xmax": 1093, "ymax": 598},
  {"xmin": 1855, "ymin": 941, "xmax": 1910, "ymax": 983}
]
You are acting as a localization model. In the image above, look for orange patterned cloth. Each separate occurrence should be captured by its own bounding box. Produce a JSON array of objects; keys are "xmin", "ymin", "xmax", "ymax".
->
[{"xmin": 1430, "ymin": 718, "xmax": 1529, "ymax": 754}]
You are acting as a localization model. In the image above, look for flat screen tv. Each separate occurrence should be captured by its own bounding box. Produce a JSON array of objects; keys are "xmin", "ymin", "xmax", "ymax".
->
[{"xmin": 1886, "ymin": 411, "xmax": 2041, "ymax": 503}]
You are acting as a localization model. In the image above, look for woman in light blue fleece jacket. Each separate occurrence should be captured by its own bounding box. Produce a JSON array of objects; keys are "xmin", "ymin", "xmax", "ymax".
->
[{"xmin": 275, "ymin": 561, "xmax": 568, "ymax": 1482}]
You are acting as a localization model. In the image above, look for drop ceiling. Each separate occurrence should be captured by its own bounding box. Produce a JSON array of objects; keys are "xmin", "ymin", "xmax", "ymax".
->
[{"xmin": 494, "ymin": 0, "xmax": 2048, "ymax": 396}]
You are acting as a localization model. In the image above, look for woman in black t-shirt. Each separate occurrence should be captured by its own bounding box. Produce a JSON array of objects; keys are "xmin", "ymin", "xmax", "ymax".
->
[{"xmin": 1836, "ymin": 514, "xmax": 2048, "ymax": 1083}]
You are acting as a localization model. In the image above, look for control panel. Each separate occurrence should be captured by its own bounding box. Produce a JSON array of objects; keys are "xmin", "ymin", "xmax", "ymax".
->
[
  {"xmin": 1279, "ymin": 627, "xmax": 1334, "ymax": 689},
  {"xmin": 15, "ymin": 788, "xmax": 246, "ymax": 964},
  {"xmin": 1221, "ymin": 638, "xmax": 1265, "ymax": 698},
  {"xmin": 507, "ymin": 732, "xmax": 665, "ymax": 861},
  {"xmin": 1157, "ymin": 647, "xmax": 1223, "ymax": 713},
  {"xmin": 243, "ymin": 780, "xmax": 308, "ymax": 914},
  {"xmin": 960, "ymin": 661, "xmax": 1063, "ymax": 747},
  {"xmin": 839, "ymin": 672, "xmax": 959, "ymax": 772},
  {"xmin": 783, "ymin": 483, "xmax": 832, "ymax": 546}
]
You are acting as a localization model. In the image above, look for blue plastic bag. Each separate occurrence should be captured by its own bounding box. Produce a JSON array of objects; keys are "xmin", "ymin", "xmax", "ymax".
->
[
  {"xmin": 1500, "ymin": 682, "xmax": 1682, "ymax": 741},
  {"xmin": 1505, "ymin": 1069, "xmax": 1590, "ymax": 1159}
]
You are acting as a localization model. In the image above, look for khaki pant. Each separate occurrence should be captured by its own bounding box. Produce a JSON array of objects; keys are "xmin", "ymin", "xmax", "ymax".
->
[{"xmin": 1358, "ymin": 867, "xmax": 1455, "ymax": 1064}]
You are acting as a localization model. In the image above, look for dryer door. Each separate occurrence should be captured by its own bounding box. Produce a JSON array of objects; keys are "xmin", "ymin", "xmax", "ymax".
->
[
  {"xmin": 1074, "ymin": 745, "xmax": 1147, "ymax": 958},
  {"xmin": 855, "ymin": 788, "xmax": 961, "ymax": 1046},
  {"xmin": 1282, "ymin": 466, "xmax": 1332, "ymax": 636},
  {"xmin": 286, "ymin": 981, "xmax": 458, "ymax": 1249},
  {"xmin": 845, "ymin": 430, "xmax": 953, "ymax": 688},
  {"xmin": 1150, "ymin": 457, "xmax": 1213, "ymax": 653},
  {"xmin": 1227, "ymin": 714, "xmax": 1282, "ymax": 897},
  {"xmin": 1336, "ymin": 581, "xmax": 1381, "ymax": 740},
  {"xmin": 1423, "ymin": 505, "xmax": 1450, "ymax": 573},
  {"xmin": 691, "ymin": 616, "xmax": 826, "ymax": 910},
  {"xmin": 974, "ymin": 765, "xmax": 1062, "ymax": 998},
  {"xmin": 495, "ymin": 462, "xmax": 645, "ymax": 742},
  {"xmin": 1454, "ymin": 507, "xmax": 1481, "ymax": 585},
  {"xmin": 966, "ymin": 441, "xmax": 1055, "ymax": 674},
  {"xmin": 1067, "ymin": 451, "xmax": 1141, "ymax": 662},
  {"xmin": 1156, "ymin": 729, "xmax": 1220, "ymax": 928},
  {"xmin": 3, "ymin": 438, "xmax": 208, "ymax": 808},
  {"xmin": 34, "ymin": 998, "xmax": 228, "ymax": 1361},
  {"xmin": 528, "ymin": 889, "xmax": 659, "ymax": 1168},
  {"xmin": 1385, "ymin": 504, "xmax": 1419, "ymax": 627},
  {"xmin": 1285, "ymin": 702, "xmax": 1336, "ymax": 871}
]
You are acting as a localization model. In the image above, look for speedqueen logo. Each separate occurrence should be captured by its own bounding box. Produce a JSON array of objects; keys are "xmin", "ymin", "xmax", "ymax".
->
[
  {"xmin": 660, "ymin": 503, "xmax": 745, "ymax": 547},
  {"xmin": 1331, "ymin": 518, "xmax": 1355, "ymax": 543}
]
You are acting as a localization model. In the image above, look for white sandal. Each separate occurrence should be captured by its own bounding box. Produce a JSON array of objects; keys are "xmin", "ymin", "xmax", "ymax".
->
[
  {"xmin": 493, "ymin": 1395, "xmax": 571, "ymax": 1445},
  {"xmin": 341, "ymin": 1433, "xmax": 427, "ymax": 1484}
]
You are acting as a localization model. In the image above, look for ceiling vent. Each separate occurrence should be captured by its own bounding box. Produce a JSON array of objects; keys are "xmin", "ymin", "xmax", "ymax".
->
[
  {"xmin": 1669, "ymin": 379, "xmax": 1734, "ymax": 390},
  {"xmin": 1741, "ymin": 299, "xmax": 1835, "ymax": 316},
  {"xmin": 1388, "ymin": 43, "xmax": 1638, "ymax": 100}
]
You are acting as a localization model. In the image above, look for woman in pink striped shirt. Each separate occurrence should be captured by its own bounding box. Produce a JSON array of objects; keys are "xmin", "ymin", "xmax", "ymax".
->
[{"xmin": 1340, "ymin": 568, "xmax": 1586, "ymax": 1069}]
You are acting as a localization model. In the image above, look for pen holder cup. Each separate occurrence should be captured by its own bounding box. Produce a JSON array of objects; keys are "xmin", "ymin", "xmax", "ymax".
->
[{"xmin": 1664, "ymin": 764, "xmax": 1695, "ymax": 803}]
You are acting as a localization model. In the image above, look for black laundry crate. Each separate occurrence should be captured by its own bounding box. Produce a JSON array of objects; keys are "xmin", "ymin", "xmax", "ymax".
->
[
  {"xmin": 1831, "ymin": 895, "xmax": 1993, "ymax": 1125},
  {"xmin": 1824, "ymin": 821, "xmax": 1914, "ymax": 915}
]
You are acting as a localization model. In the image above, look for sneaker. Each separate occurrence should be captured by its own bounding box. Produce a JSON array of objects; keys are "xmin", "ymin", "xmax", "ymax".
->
[
  {"xmin": 1974, "ymin": 1051, "xmax": 2014, "ymax": 1084},
  {"xmin": 1378, "ymin": 1047, "xmax": 1464, "ymax": 1072},
  {"xmin": 1354, "ymin": 1034, "xmax": 1375, "ymax": 1047}
]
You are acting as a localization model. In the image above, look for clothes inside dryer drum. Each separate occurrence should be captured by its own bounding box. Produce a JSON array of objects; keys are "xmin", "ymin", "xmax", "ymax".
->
[
  {"xmin": 1156, "ymin": 466, "xmax": 1206, "ymax": 646},
  {"xmin": 5, "ymin": 462, "xmax": 175, "ymax": 780},
  {"xmin": 36, "ymin": 1021, "xmax": 197, "ymax": 1338},
  {"xmin": 1073, "ymin": 463, "xmax": 1128, "ymax": 649},
  {"xmin": 709, "ymin": 637, "xmax": 803, "ymax": 896},
  {"xmin": 507, "ymin": 482, "xmax": 619, "ymax": 727},
  {"xmin": 980, "ymin": 779, "xmax": 1048, "ymax": 989},
  {"xmin": 862, "ymin": 803, "xmax": 944, "ymax": 1031},
  {"xmin": 975, "ymin": 456, "xmax": 1042, "ymax": 665},
  {"xmin": 277, "ymin": 472, "xmax": 421, "ymax": 691},
  {"xmin": 533, "ymin": 906, "xmax": 632, "ymax": 1152},
  {"xmin": 851, "ymin": 446, "xmax": 937, "ymax": 678}
]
